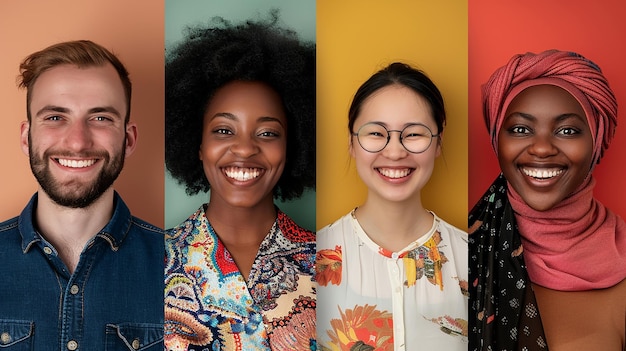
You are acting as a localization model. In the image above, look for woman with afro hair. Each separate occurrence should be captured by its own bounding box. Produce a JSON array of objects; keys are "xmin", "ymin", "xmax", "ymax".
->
[{"xmin": 164, "ymin": 13, "xmax": 316, "ymax": 351}]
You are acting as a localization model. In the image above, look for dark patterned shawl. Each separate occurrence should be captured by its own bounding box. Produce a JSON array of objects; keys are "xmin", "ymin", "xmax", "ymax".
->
[{"xmin": 468, "ymin": 174, "xmax": 548, "ymax": 351}]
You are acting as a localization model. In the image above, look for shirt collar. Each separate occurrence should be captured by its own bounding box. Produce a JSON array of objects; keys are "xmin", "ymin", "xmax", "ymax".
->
[{"xmin": 19, "ymin": 191, "xmax": 133, "ymax": 253}]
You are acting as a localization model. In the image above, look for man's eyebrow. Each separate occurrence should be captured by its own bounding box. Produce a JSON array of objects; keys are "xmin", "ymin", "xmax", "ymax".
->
[
  {"xmin": 35, "ymin": 105, "xmax": 123, "ymax": 118},
  {"xmin": 35, "ymin": 105, "xmax": 70, "ymax": 117},
  {"xmin": 88, "ymin": 106, "xmax": 122, "ymax": 118}
]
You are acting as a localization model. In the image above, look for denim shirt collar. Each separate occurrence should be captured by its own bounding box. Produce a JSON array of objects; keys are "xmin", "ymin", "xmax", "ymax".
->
[{"xmin": 19, "ymin": 191, "xmax": 132, "ymax": 253}]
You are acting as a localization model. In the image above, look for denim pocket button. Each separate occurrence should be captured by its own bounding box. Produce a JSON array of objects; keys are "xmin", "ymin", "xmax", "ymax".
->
[
  {"xmin": 0, "ymin": 333, "xmax": 10, "ymax": 344},
  {"xmin": 0, "ymin": 320, "xmax": 33, "ymax": 350},
  {"xmin": 105, "ymin": 323, "xmax": 163, "ymax": 351}
]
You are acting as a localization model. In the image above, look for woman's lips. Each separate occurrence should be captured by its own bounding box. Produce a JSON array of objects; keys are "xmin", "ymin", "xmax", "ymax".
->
[
  {"xmin": 223, "ymin": 166, "xmax": 263, "ymax": 181},
  {"xmin": 376, "ymin": 167, "xmax": 413, "ymax": 179},
  {"xmin": 520, "ymin": 167, "xmax": 564, "ymax": 180}
]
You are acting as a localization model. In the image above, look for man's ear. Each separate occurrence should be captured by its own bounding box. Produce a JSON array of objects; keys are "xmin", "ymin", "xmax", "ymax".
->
[
  {"xmin": 20, "ymin": 121, "xmax": 30, "ymax": 156},
  {"xmin": 124, "ymin": 122, "xmax": 138, "ymax": 157}
]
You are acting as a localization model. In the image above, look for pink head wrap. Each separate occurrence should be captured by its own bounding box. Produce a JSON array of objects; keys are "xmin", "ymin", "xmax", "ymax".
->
[
  {"xmin": 483, "ymin": 49, "xmax": 617, "ymax": 167},
  {"xmin": 482, "ymin": 50, "xmax": 626, "ymax": 290}
]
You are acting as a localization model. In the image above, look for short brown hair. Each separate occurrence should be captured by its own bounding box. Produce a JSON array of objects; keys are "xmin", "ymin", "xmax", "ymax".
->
[{"xmin": 18, "ymin": 40, "xmax": 132, "ymax": 122}]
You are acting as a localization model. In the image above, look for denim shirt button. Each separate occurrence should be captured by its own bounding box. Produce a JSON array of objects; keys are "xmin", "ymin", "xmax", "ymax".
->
[
  {"xmin": 70, "ymin": 285, "xmax": 79, "ymax": 295},
  {"xmin": 0, "ymin": 332, "xmax": 11, "ymax": 344},
  {"xmin": 132, "ymin": 338, "xmax": 140, "ymax": 350},
  {"xmin": 43, "ymin": 247, "xmax": 53, "ymax": 255},
  {"xmin": 67, "ymin": 340, "xmax": 78, "ymax": 350}
]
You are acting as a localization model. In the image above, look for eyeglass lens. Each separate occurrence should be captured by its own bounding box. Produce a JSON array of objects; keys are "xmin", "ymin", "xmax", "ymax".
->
[{"xmin": 356, "ymin": 122, "xmax": 435, "ymax": 153}]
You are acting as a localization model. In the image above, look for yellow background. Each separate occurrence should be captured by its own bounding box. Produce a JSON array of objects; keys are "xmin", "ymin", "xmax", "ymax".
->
[{"xmin": 316, "ymin": 0, "xmax": 468, "ymax": 230}]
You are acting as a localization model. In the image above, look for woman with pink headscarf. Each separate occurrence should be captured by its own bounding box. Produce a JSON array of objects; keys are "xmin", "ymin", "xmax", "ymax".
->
[{"xmin": 469, "ymin": 50, "xmax": 626, "ymax": 350}]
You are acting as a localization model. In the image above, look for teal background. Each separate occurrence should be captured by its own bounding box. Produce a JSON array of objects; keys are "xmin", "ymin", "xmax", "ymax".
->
[{"xmin": 164, "ymin": 0, "xmax": 316, "ymax": 231}]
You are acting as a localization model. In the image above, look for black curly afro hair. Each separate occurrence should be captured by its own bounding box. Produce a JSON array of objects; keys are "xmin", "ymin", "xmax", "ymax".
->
[{"xmin": 165, "ymin": 11, "xmax": 315, "ymax": 201}]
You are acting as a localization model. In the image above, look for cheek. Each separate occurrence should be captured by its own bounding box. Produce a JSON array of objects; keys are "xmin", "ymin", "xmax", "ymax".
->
[
  {"xmin": 352, "ymin": 149, "xmax": 377, "ymax": 181},
  {"xmin": 198, "ymin": 141, "xmax": 222, "ymax": 166},
  {"xmin": 415, "ymin": 150, "xmax": 438, "ymax": 176},
  {"xmin": 100, "ymin": 130, "xmax": 127, "ymax": 149},
  {"xmin": 352, "ymin": 147, "xmax": 374, "ymax": 165},
  {"xmin": 269, "ymin": 142, "xmax": 288, "ymax": 169},
  {"xmin": 561, "ymin": 139, "xmax": 594, "ymax": 166},
  {"xmin": 561, "ymin": 141, "xmax": 594, "ymax": 185},
  {"xmin": 496, "ymin": 136, "xmax": 521, "ymax": 169},
  {"xmin": 27, "ymin": 129, "xmax": 57, "ymax": 153}
]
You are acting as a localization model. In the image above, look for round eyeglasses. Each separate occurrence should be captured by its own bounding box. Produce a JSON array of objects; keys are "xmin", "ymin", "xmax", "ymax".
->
[{"xmin": 351, "ymin": 122, "xmax": 439, "ymax": 154}]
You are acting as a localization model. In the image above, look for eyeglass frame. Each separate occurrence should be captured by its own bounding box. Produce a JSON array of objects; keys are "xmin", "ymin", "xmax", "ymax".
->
[{"xmin": 351, "ymin": 122, "xmax": 440, "ymax": 154}]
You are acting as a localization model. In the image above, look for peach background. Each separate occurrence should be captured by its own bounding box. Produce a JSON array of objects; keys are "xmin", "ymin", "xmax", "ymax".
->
[
  {"xmin": 0, "ymin": 0, "xmax": 165, "ymax": 226},
  {"xmin": 468, "ymin": 0, "xmax": 626, "ymax": 218},
  {"xmin": 317, "ymin": 0, "xmax": 468, "ymax": 230}
]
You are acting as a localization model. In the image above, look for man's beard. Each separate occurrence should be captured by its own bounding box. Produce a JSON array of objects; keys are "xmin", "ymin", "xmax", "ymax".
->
[{"xmin": 29, "ymin": 136, "xmax": 125, "ymax": 209}]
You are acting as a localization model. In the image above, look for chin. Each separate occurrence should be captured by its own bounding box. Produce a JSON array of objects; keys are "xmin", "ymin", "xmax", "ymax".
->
[{"xmin": 518, "ymin": 193, "xmax": 564, "ymax": 212}]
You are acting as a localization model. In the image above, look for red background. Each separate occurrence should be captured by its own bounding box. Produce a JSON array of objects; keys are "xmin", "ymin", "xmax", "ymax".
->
[{"xmin": 468, "ymin": 0, "xmax": 626, "ymax": 218}]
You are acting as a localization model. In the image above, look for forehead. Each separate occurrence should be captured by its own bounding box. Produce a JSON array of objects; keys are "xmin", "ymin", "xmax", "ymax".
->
[
  {"xmin": 206, "ymin": 81, "xmax": 286, "ymax": 122},
  {"xmin": 30, "ymin": 63, "xmax": 127, "ymax": 115},
  {"xmin": 505, "ymin": 84, "xmax": 586, "ymax": 120},
  {"xmin": 357, "ymin": 84, "xmax": 434, "ymax": 126}
]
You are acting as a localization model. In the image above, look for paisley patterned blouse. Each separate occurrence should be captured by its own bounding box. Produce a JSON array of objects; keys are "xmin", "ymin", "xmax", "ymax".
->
[
  {"xmin": 316, "ymin": 210, "xmax": 468, "ymax": 351},
  {"xmin": 164, "ymin": 205, "xmax": 316, "ymax": 351}
]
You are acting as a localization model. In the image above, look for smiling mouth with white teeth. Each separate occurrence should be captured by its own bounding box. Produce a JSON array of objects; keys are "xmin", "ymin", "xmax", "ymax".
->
[
  {"xmin": 521, "ymin": 167, "xmax": 564, "ymax": 179},
  {"xmin": 377, "ymin": 168, "xmax": 412, "ymax": 179},
  {"xmin": 56, "ymin": 158, "xmax": 97, "ymax": 168},
  {"xmin": 224, "ymin": 167, "xmax": 262, "ymax": 181}
]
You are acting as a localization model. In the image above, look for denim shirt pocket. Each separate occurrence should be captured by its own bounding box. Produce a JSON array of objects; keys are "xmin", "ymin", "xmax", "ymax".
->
[
  {"xmin": 0, "ymin": 320, "xmax": 33, "ymax": 350},
  {"xmin": 105, "ymin": 323, "xmax": 163, "ymax": 351}
]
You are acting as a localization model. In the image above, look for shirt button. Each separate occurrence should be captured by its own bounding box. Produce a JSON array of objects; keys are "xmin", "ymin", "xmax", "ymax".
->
[
  {"xmin": 67, "ymin": 340, "xmax": 78, "ymax": 350},
  {"xmin": 70, "ymin": 285, "xmax": 79, "ymax": 295},
  {"xmin": 391, "ymin": 252, "xmax": 399, "ymax": 259},
  {"xmin": 132, "ymin": 338, "xmax": 141, "ymax": 349},
  {"xmin": 0, "ymin": 332, "xmax": 11, "ymax": 344},
  {"xmin": 43, "ymin": 247, "xmax": 53, "ymax": 255}
]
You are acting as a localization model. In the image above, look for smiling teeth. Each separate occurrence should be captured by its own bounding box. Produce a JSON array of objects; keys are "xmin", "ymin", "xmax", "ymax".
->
[
  {"xmin": 522, "ymin": 168, "xmax": 564, "ymax": 179},
  {"xmin": 378, "ymin": 168, "xmax": 410, "ymax": 179},
  {"xmin": 58, "ymin": 159, "xmax": 96, "ymax": 168},
  {"xmin": 224, "ymin": 167, "xmax": 261, "ymax": 181}
]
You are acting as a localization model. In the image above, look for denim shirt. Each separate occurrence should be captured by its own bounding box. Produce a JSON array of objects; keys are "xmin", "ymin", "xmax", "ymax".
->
[{"xmin": 0, "ymin": 192, "xmax": 164, "ymax": 350}]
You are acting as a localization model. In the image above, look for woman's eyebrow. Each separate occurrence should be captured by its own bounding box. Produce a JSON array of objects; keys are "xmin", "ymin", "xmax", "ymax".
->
[
  {"xmin": 555, "ymin": 113, "xmax": 586, "ymax": 123},
  {"xmin": 209, "ymin": 112, "xmax": 237, "ymax": 121}
]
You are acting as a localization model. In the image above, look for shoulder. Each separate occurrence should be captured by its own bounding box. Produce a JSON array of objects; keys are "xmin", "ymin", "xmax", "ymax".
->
[
  {"xmin": 434, "ymin": 215, "xmax": 468, "ymax": 244},
  {"xmin": 0, "ymin": 216, "xmax": 19, "ymax": 234},
  {"xmin": 0, "ymin": 217, "xmax": 20, "ymax": 248},
  {"xmin": 165, "ymin": 205, "xmax": 207, "ymax": 242},
  {"xmin": 318, "ymin": 212, "xmax": 352, "ymax": 237},
  {"xmin": 277, "ymin": 210, "xmax": 315, "ymax": 243},
  {"xmin": 129, "ymin": 216, "xmax": 164, "ymax": 236}
]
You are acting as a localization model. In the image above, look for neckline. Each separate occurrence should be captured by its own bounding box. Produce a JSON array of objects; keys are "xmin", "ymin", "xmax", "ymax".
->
[{"xmin": 349, "ymin": 208, "xmax": 440, "ymax": 258}]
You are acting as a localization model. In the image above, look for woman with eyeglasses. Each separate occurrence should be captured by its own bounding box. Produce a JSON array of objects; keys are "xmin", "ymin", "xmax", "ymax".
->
[{"xmin": 315, "ymin": 62, "xmax": 468, "ymax": 351}]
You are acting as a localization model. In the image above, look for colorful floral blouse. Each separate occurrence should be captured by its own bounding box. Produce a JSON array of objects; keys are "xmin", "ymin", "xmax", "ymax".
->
[
  {"xmin": 164, "ymin": 205, "xmax": 316, "ymax": 351},
  {"xmin": 316, "ymin": 210, "xmax": 468, "ymax": 351}
]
